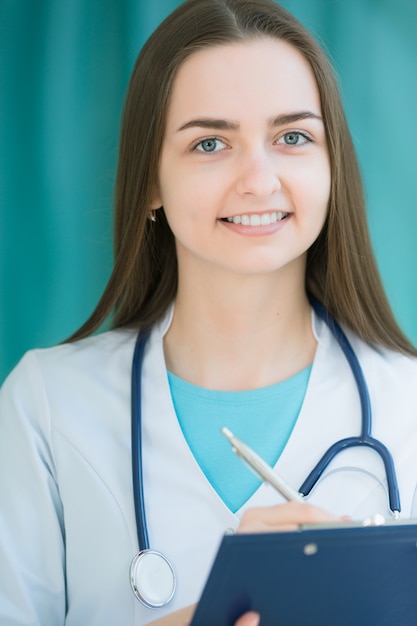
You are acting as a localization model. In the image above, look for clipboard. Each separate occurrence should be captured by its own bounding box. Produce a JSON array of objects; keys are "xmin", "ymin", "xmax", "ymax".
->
[{"xmin": 190, "ymin": 522, "xmax": 417, "ymax": 626}]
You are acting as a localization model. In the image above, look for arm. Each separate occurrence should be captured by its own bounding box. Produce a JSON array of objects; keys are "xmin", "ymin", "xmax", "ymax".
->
[{"xmin": 0, "ymin": 354, "xmax": 66, "ymax": 625}]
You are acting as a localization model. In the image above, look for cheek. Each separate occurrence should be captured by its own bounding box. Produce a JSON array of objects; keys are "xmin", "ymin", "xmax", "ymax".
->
[
  {"xmin": 294, "ymin": 160, "xmax": 331, "ymax": 212},
  {"xmin": 160, "ymin": 183, "xmax": 204, "ymax": 241},
  {"xmin": 159, "ymin": 167, "xmax": 199, "ymax": 204},
  {"xmin": 291, "ymin": 186, "xmax": 329, "ymax": 219},
  {"xmin": 160, "ymin": 174, "xmax": 221, "ymax": 224}
]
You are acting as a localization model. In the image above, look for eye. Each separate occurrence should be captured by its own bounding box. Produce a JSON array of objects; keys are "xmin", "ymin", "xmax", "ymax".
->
[
  {"xmin": 194, "ymin": 137, "xmax": 227, "ymax": 153},
  {"xmin": 278, "ymin": 132, "xmax": 311, "ymax": 146}
]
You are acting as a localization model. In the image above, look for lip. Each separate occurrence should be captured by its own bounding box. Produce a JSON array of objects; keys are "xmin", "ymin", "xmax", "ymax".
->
[
  {"xmin": 218, "ymin": 211, "xmax": 290, "ymax": 236},
  {"xmin": 221, "ymin": 210, "xmax": 289, "ymax": 223}
]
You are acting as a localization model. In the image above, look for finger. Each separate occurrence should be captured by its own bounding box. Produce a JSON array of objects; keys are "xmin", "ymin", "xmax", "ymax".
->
[
  {"xmin": 235, "ymin": 611, "xmax": 260, "ymax": 626},
  {"xmin": 238, "ymin": 502, "xmax": 340, "ymax": 533}
]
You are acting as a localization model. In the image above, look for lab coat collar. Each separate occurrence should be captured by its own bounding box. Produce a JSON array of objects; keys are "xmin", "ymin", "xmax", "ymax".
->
[{"xmin": 154, "ymin": 300, "xmax": 325, "ymax": 344}]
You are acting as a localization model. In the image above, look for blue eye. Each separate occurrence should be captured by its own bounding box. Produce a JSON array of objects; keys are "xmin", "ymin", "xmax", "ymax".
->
[
  {"xmin": 195, "ymin": 138, "xmax": 226, "ymax": 152},
  {"xmin": 278, "ymin": 132, "xmax": 310, "ymax": 146}
]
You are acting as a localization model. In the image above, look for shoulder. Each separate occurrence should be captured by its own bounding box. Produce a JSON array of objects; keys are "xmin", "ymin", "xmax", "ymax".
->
[
  {"xmin": 0, "ymin": 329, "xmax": 138, "ymax": 413},
  {"xmin": 313, "ymin": 308, "xmax": 417, "ymax": 383},
  {"xmin": 36, "ymin": 327, "xmax": 137, "ymax": 367},
  {"xmin": 0, "ymin": 329, "xmax": 145, "ymax": 460},
  {"xmin": 347, "ymin": 331, "xmax": 417, "ymax": 387},
  {"xmin": 313, "ymin": 309, "xmax": 417, "ymax": 412},
  {"xmin": 21, "ymin": 327, "xmax": 136, "ymax": 375},
  {"xmin": 341, "ymin": 331, "xmax": 417, "ymax": 444}
]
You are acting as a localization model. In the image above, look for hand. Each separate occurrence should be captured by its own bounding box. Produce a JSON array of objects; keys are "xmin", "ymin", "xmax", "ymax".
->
[{"xmin": 238, "ymin": 501, "xmax": 341, "ymax": 533}]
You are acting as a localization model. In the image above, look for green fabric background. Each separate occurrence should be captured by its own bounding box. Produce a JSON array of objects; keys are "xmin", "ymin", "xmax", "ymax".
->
[{"xmin": 1, "ymin": 0, "xmax": 416, "ymax": 383}]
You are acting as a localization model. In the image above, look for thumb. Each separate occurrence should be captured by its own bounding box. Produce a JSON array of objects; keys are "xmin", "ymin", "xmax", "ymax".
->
[{"xmin": 235, "ymin": 611, "xmax": 260, "ymax": 626}]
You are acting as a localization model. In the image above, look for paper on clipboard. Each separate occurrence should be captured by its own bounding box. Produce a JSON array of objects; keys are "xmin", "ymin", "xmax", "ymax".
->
[{"xmin": 190, "ymin": 521, "xmax": 417, "ymax": 626}]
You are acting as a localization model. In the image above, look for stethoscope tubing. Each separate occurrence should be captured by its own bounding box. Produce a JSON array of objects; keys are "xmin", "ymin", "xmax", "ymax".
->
[
  {"xmin": 131, "ymin": 328, "xmax": 150, "ymax": 551},
  {"xmin": 131, "ymin": 328, "xmax": 177, "ymax": 608},
  {"xmin": 129, "ymin": 298, "xmax": 402, "ymax": 606},
  {"xmin": 304, "ymin": 298, "xmax": 400, "ymax": 514}
]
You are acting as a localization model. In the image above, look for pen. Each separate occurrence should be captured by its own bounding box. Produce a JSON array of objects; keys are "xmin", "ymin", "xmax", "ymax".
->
[{"xmin": 221, "ymin": 426, "xmax": 304, "ymax": 503}]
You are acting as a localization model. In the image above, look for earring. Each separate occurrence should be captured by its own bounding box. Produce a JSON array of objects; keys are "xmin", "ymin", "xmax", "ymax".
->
[{"xmin": 148, "ymin": 209, "xmax": 157, "ymax": 223}]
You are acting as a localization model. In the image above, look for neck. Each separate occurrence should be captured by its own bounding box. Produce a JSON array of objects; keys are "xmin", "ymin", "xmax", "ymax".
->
[{"xmin": 164, "ymin": 266, "xmax": 316, "ymax": 391}]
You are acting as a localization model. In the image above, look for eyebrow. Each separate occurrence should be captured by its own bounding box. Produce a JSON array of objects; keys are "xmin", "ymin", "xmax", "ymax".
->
[{"xmin": 176, "ymin": 111, "xmax": 323, "ymax": 133}]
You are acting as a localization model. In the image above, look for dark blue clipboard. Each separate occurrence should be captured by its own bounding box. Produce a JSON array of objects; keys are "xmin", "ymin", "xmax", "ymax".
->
[{"xmin": 190, "ymin": 522, "xmax": 417, "ymax": 626}]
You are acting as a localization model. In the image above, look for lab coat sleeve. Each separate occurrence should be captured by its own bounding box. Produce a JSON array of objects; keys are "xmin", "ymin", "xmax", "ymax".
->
[{"xmin": 0, "ymin": 352, "xmax": 66, "ymax": 625}]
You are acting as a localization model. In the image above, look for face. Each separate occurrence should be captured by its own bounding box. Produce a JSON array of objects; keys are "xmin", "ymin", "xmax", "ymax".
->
[{"xmin": 152, "ymin": 37, "xmax": 331, "ymax": 282}]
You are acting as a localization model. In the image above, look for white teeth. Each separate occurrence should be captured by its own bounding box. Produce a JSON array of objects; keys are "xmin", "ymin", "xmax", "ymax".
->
[{"xmin": 225, "ymin": 211, "xmax": 288, "ymax": 226}]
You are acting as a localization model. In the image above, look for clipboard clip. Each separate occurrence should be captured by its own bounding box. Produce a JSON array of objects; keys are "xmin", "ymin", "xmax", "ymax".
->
[{"xmin": 300, "ymin": 515, "xmax": 417, "ymax": 531}]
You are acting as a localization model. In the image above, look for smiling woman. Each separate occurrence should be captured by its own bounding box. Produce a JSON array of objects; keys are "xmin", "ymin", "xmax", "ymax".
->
[{"xmin": 1, "ymin": 1, "xmax": 417, "ymax": 625}]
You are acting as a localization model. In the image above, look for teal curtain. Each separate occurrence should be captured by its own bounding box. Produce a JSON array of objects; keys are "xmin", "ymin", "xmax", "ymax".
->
[{"xmin": 1, "ymin": 0, "xmax": 416, "ymax": 383}]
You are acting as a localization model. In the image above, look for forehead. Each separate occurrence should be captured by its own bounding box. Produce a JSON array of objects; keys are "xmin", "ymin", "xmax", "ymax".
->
[{"xmin": 166, "ymin": 37, "xmax": 322, "ymax": 128}]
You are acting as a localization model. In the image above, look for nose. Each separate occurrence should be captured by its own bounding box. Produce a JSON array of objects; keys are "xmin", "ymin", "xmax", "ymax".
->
[{"xmin": 235, "ymin": 149, "xmax": 281, "ymax": 198}]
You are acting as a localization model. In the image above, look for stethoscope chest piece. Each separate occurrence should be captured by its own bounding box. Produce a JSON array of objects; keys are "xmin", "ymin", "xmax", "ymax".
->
[{"xmin": 130, "ymin": 549, "xmax": 176, "ymax": 608}]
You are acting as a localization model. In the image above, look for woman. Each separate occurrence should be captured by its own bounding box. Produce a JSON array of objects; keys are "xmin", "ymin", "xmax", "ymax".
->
[{"xmin": 1, "ymin": 0, "xmax": 416, "ymax": 624}]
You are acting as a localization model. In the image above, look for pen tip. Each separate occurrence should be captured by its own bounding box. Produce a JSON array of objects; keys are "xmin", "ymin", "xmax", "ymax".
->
[{"xmin": 221, "ymin": 426, "xmax": 233, "ymax": 438}]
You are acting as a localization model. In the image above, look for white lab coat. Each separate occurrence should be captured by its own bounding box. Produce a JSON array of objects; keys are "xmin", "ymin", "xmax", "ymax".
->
[{"xmin": 1, "ymin": 307, "xmax": 417, "ymax": 625}]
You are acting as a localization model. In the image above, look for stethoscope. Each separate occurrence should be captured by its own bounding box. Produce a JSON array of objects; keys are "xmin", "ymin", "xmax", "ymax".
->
[{"xmin": 129, "ymin": 297, "xmax": 401, "ymax": 608}]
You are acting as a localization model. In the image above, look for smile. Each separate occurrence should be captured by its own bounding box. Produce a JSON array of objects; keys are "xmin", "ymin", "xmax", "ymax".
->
[{"xmin": 222, "ymin": 211, "xmax": 289, "ymax": 226}]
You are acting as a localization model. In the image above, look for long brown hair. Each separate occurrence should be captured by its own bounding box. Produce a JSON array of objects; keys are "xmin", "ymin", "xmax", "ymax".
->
[{"xmin": 70, "ymin": 0, "xmax": 416, "ymax": 355}]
